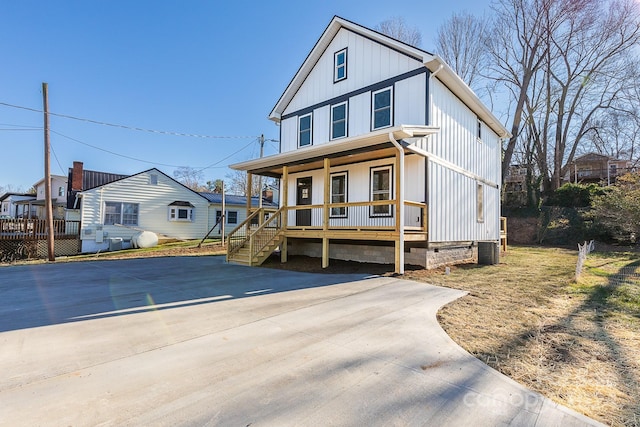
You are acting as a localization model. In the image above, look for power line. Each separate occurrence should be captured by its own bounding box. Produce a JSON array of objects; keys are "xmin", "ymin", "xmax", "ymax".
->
[
  {"xmin": 50, "ymin": 129, "xmax": 256, "ymax": 170},
  {"xmin": 0, "ymin": 101, "xmax": 258, "ymax": 139},
  {"xmin": 49, "ymin": 142, "xmax": 66, "ymax": 176},
  {"xmin": 196, "ymin": 138, "xmax": 258, "ymax": 172}
]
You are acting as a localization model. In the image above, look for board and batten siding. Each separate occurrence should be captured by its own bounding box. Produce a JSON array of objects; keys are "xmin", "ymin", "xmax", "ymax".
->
[
  {"xmin": 283, "ymin": 28, "xmax": 423, "ymax": 115},
  {"xmin": 285, "ymin": 156, "xmax": 424, "ymax": 228},
  {"xmin": 425, "ymin": 77, "xmax": 502, "ymax": 243},
  {"xmin": 80, "ymin": 170, "xmax": 209, "ymax": 245},
  {"xmin": 279, "ymin": 28, "xmax": 428, "ymax": 154}
]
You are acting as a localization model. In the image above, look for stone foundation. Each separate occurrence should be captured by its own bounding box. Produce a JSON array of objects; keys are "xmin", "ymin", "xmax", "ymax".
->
[{"xmin": 287, "ymin": 239, "xmax": 477, "ymax": 269}]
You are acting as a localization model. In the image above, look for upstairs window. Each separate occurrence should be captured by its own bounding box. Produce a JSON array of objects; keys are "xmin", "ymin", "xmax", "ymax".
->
[
  {"xmin": 477, "ymin": 119, "xmax": 483, "ymax": 142},
  {"xmin": 370, "ymin": 165, "xmax": 392, "ymax": 217},
  {"xmin": 331, "ymin": 102, "xmax": 348, "ymax": 140},
  {"xmin": 334, "ymin": 48, "xmax": 347, "ymax": 82},
  {"xmin": 372, "ymin": 87, "xmax": 393, "ymax": 130},
  {"xmin": 330, "ymin": 172, "xmax": 348, "ymax": 218},
  {"xmin": 298, "ymin": 113, "xmax": 313, "ymax": 147},
  {"xmin": 58, "ymin": 186, "xmax": 65, "ymax": 197}
]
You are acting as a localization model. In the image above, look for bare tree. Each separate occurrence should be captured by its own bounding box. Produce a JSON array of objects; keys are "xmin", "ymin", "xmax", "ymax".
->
[
  {"xmin": 375, "ymin": 17, "xmax": 422, "ymax": 47},
  {"xmin": 225, "ymin": 169, "xmax": 262, "ymax": 196},
  {"xmin": 435, "ymin": 11, "xmax": 489, "ymax": 90},
  {"xmin": 173, "ymin": 166, "xmax": 205, "ymax": 191},
  {"xmin": 486, "ymin": 0, "xmax": 551, "ymax": 184},
  {"xmin": 483, "ymin": 0, "xmax": 640, "ymax": 191}
]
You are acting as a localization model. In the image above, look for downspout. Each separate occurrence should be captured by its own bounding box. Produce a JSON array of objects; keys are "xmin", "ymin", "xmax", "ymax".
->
[{"xmin": 389, "ymin": 132, "xmax": 405, "ymax": 275}]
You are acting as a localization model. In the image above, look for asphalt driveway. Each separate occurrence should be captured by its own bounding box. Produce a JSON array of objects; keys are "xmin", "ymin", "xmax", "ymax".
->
[{"xmin": 0, "ymin": 256, "xmax": 602, "ymax": 426}]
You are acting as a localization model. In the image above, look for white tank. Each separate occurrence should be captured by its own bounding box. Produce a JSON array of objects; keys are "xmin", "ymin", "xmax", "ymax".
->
[{"xmin": 132, "ymin": 231, "xmax": 158, "ymax": 248}]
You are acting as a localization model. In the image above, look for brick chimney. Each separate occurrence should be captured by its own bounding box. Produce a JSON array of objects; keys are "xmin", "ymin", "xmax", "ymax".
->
[{"xmin": 71, "ymin": 161, "xmax": 83, "ymax": 191}]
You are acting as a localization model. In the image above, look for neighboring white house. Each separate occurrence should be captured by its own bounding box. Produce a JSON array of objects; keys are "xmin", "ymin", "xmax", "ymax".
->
[
  {"xmin": 79, "ymin": 168, "xmax": 277, "ymax": 253},
  {"xmin": 14, "ymin": 175, "xmax": 67, "ymax": 219},
  {"xmin": 0, "ymin": 193, "xmax": 36, "ymax": 218},
  {"xmin": 229, "ymin": 16, "xmax": 510, "ymax": 273}
]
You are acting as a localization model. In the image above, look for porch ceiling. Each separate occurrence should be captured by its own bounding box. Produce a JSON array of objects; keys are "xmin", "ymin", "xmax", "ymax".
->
[{"xmin": 230, "ymin": 125, "xmax": 439, "ymax": 177}]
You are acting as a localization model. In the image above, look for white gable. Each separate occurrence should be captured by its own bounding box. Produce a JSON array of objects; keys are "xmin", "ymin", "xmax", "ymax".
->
[{"xmin": 283, "ymin": 28, "xmax": 424, "ymax": 115}]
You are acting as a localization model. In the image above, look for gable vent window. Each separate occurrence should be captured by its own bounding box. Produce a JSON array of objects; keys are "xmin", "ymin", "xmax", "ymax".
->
[
  {"xmin": 150, "ymin": 174, "xmax": 158, "ymax": 185},
  {"xmin": 372, "ymin": 87, "xmax": 393, "ymax": 130},
  {"xmin": 298, "ymin": 113, "xmax": 313, "ymax": 147},
  {"xmin": 168, "ymin": 201, "xmax": 194, "ymax": 222},
  {"xmin": 334, "ymin": 48, "xmax": 347, "ymax": 82}
]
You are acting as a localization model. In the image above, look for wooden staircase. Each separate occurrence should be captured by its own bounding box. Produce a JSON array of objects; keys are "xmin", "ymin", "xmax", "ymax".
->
[{"xmin": 226, "ymin": 207, "xmax": 284, "ymax": 267}]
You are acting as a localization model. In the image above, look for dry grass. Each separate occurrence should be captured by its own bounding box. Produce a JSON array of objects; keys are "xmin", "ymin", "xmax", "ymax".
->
[{"xmin": 403, "ymin": 246, "xmax": 639, "ymax": 427}]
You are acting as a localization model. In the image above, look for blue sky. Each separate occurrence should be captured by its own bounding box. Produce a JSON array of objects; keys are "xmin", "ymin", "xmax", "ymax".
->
[{"xmin": 0, "ymin": 0, "xmax": 490, "ymax": 191}]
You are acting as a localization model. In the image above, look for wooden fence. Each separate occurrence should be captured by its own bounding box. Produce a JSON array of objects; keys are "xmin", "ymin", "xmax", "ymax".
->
[{"xmin": 0, "ymin": 219, "xmax": 81, "ymax": 262}]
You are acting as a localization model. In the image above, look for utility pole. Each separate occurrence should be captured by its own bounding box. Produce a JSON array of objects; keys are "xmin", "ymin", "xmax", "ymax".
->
[
  {"xmin": 42, "ymin": 82, "xmax": 55, "ymax": 261},
  {"xmin": 259, "ymin": 134, "xmax": 264, "ymax": 208},
  {"xmin": 221, "ymin": 180, "xmax": 225, "ymax": 246}
]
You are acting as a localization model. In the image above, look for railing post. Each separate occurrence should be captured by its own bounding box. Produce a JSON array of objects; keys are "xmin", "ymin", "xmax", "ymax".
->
[
  {"xmin": 322, "ymin": 158, "xmax": 330, "ymax": 269},
  {"xmin": 281, "ymin": 166, "xmax": 288, "ymax": 263}
]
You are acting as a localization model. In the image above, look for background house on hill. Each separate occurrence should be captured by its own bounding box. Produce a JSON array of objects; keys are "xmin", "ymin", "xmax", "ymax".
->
[{"xmin": 564, "ymin": 153, "xmax": 635, "ymax": 186}]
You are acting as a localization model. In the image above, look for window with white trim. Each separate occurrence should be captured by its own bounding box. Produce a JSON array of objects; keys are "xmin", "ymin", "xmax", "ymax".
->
[
  {"xmin": 298, "ymin": 113, "xmax": 312, "ymax": 147},
  {"xmin": 331, "ymin": 102, "xmax": 348, "ymax": 140},
  {"xmin": 168, "ymin": 204, "xmax": 194, "ymax": 222},
  {"xmin": 216, "ymin": 209, "xmax": 238, "ymax": 224},
  {"xmin": 58, "ymin": 186, "xmax": 65, "ymax": 197},
  {"xmin": 372, "ymin": 87, "xmax": 393, "ymax": 130},
  {"xmin": 370, "ymin": 165, "xmax": 392, "ymax": 216},
  {"xmin": 104, "ymin": 202, "xmax": 139, "ymax": 226},
  {"xmin": 477, "ymin": 119, "xmax": 483, "ymax": 142},
  {"xmin": 334, "ymin": 48, "xmax": 347, "ymax": 82},
  {"xmin": 330, "ymin": 172, "xmax": 348, "ymax": 218}
]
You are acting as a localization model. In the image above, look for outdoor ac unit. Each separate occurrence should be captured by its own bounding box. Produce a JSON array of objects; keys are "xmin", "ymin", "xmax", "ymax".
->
[{"xmin": 109, "ymin": 238, "xmax": 123, "ymax": 251}]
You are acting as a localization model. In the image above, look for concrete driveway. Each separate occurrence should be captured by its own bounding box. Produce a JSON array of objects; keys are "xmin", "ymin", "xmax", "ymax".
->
[{"xmin": 0, "ymin": 256, "xmax": 602, "ymax": 426}]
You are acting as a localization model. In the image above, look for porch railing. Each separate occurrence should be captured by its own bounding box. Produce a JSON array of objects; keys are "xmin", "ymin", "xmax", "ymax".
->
[
  {"xmin": 248, "ymin": 207, "xmax": 284, "ymax": 259},
  {"xmin": 0, "ymin": 219, "xmax": 80, "ymax": 240},
  {"xmin": 285, "ymin": 200, "xmax": 427, "ymax": 232},
  {"xmin": 226, "ymin": 209, "xmax": 263, "ymax": 259}
]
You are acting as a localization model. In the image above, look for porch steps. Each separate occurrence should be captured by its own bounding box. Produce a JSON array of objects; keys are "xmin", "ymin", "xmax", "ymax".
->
[{"xmin": 227, "ymin": 234, "xmax": 283, "ymax": 267}]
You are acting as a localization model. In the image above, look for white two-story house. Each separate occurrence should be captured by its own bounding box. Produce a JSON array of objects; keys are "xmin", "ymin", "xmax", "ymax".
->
[{"xmin": 228, "ymin": 16, "xmax": 510, "ymax": 273}]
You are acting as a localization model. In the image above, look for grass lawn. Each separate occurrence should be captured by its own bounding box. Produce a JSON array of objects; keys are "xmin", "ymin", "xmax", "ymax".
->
[{"xmin": 406, "ymin": 246, "xmax": 639, "ymax": 427}]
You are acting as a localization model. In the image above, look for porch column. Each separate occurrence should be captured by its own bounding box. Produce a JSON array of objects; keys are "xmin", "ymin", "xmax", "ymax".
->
[
  {"xmin": 389, "ymin": 133, "xmax": 405, "ymax": 275},
  {"xmin": 322, "ymin": 158, "xmax": 330, "ymax": 268},
  {"xmin": 281, "ymin": 166, "xmax": 288, "ymax": 263},
  {"xmin": 246, "ymin": 173, "xmax": 253, "ymax": 217}
]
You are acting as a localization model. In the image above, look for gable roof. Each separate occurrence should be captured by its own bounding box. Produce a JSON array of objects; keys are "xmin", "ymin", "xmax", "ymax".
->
[
  {"xmin": 199, "ymin": 192, "xmax": 278, "ymax": 208},
  {"xmin": 269, "ymin": 16, "xmax": 510, "ymax": 138},
  {"xmin": 82, "ymin": 168, "xmax": 209, "ymax": 202}
]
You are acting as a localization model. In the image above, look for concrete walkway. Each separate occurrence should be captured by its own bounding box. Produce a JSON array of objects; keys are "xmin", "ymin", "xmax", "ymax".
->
[{"xmin": 0, "ymin": 256, "xmax": 603, "ymax": 426}]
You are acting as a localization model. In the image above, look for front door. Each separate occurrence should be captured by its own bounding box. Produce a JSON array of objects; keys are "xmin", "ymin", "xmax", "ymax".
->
[{"xmin": 296, "ymin": 177, "xmax": 312, "ymax": 226}]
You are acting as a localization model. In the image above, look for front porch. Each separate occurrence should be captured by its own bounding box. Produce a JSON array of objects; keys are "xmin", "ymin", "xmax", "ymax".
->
[{"xmin": 226, "ymin": 197, "xmax": 428, "ymax": 273}]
